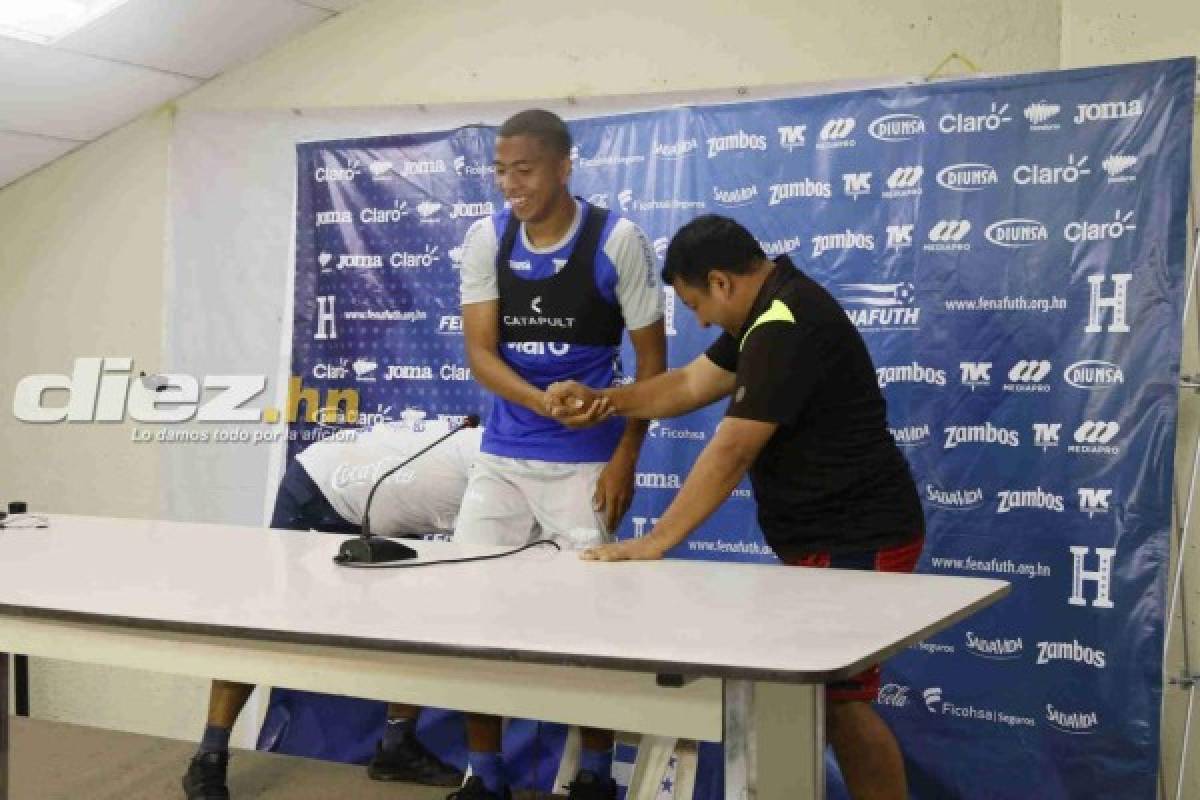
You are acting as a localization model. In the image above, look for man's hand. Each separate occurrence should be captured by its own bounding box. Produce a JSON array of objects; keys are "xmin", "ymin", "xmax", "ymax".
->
[
  {"xmin": 545, "ymin": 380, "xmax": 613, "ymax": 428},
  {"xmin": 582, "ymin": 533, "xmax": 671, "ymax": 561},
  {"xmin": 592, "ymin": 453, "xmax": 636, "ymax": 533}
]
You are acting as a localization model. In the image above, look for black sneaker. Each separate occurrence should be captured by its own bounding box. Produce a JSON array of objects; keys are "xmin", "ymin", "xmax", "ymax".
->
[
  {"xmin": 565, "ymin": 769, "xmax": 618, "ymax": 800},
  {"xmin": 446, "ymin": 775, "xmax": 512, "ymax": 799},
  {"xmin": 182, "ymin": 751, "xmax": 230, "ymax": 800},
  {"xmin": 367, "ymin": 733, "xmax": 464, "ymax": 786}
]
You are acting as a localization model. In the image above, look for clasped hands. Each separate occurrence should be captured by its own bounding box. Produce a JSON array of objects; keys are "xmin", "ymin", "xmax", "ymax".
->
[{"xmin": 542, "ymin": 380, "xmax": 615, "ymax": 428}]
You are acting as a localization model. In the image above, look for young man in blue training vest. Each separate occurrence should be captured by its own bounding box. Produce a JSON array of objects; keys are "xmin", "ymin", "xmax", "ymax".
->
[{"xmin": 444, "ymin": 109, "xmax": 666, "ymax": 800}]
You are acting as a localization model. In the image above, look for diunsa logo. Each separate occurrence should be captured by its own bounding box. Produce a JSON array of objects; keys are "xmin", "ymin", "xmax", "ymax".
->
[
  {"xmin": 868, "ymin": 113, "xmax": 925, "ymax": 142},
  {"xmin": 985, "ymin": 219, "xmax": 1049, "ymax": 248}
]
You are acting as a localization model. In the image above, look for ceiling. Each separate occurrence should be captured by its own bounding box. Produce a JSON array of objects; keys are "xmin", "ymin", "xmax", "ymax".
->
[{"xmin": 0, "ymin": 0, "xmax": 367, "ymax": 189}]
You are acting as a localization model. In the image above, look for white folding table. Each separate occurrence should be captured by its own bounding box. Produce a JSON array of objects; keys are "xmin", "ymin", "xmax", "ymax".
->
[{"xmin": 0, "ymin": 515, "xmax": 1008, "ymax": 799}]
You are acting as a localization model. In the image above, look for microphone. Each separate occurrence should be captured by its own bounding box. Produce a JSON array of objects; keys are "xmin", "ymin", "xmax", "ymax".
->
[{"xmin": 333, "ymin": 414, "xmax": 481, "ymax": 565}]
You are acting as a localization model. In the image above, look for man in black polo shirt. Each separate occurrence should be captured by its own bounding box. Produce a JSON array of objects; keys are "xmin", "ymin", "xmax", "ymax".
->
[{"xmin": 546, "ymin": 214, "xmax": 923, "ymax": 800}]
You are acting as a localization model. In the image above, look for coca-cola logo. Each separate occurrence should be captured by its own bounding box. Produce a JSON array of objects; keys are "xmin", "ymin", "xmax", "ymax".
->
[{"xmin": 876, "ymin": 683, "xmax": 910, "ymax": 707}]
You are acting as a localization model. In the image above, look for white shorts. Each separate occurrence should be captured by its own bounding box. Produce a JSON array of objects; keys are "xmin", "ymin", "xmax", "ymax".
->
[{"xmin": 453, "ymin": 453, "xmax": 611, "ymax": 551}]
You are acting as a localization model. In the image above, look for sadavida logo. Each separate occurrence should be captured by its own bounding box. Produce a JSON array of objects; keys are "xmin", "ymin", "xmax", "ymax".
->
[
  {"xmin": 964, "ymin": 631, "xmax": 1024, "ymax": 660},
  {"xmin": 1046, "ymin": 705, "xmax": 1100, "ymax": 734},
  {"xmin": 924, "ymin": 483, "xmax": 985, "ymax": 511},
  {"xmin": 890, "ymin": 424, "xmax": 932, "ymax": 448}
]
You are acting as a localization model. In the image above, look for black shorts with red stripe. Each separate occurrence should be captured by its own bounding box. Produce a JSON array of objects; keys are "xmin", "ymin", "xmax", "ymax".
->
[{"xmin": 781, "ymin": 535, "xmax": 925, "ymax": 703}]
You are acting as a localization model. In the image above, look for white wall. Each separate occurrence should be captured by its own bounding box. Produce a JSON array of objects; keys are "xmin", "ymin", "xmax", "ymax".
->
[{"xmin": 3, "ymin": 0, "xmax": 1196, "ymax": 793}]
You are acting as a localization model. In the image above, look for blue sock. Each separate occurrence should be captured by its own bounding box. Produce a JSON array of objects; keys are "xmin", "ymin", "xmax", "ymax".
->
[
  {"xmin": 381, "ymin": 716, "xmax": 415, "ymax": 752},
  {"xmin": 580, "ymin": 747, "xmax": 612, "ymax": 778},
  {"xmin": 468, "ymin": 751, "xmax": 505, "ymax": 793},
  {"xmin": 199, "ymin": 724, "xmax": 231, "ymax": 755}
]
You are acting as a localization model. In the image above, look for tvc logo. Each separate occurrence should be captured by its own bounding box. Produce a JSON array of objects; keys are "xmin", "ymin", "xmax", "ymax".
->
[
  {"xmin": 1032, "ymin": 423, "xmax": 1062, "ymax": 451},
  {"xmin": 777, "ymin": 125, "xmax": 807, "ymax": 150},
  {"xmin": 842, "ymin": 172, "xmax": 872, "ymax": 199},
  {"xmin": 886, "ymin": 224, "xmax": 914, "ymax": 249},
  {"xmin": 1078, "ymin": 488, "xmax": 1113, "ymax": 517},
  {"xmin": 960, "ymin": 362, "xmax": 992, "ymax": 390}
]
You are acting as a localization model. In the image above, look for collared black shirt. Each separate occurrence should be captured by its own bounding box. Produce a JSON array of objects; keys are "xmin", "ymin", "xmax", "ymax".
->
[{"xmin": 705, "ymin": 255, "xmax": 923, "ymax": 557}]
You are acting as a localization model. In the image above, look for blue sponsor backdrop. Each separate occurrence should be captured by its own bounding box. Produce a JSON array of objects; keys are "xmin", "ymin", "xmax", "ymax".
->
[{"xmin": 278, "ymin": 59, "xmax": 1194, "ymax": 798}]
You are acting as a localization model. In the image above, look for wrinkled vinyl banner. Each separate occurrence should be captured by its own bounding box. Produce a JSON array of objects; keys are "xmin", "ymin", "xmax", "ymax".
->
[{"xmin": 272, "ymin": 59, "xmax": 1194, "ymax": 798}]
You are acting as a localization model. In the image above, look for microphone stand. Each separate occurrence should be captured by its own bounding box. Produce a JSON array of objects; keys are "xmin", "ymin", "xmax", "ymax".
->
[{"xmin": 333, "ymin": 414, "xmax": 479, "ymax": 564}]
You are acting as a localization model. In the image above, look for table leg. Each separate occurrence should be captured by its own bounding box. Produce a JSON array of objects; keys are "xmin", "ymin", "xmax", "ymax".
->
[
  {"xmin": 724, "ymin": 680, "xmax": 825, "ymax": 799},
  {"xmin": 1, "ymin": 651, "xmax": 9, "ymax": 800}
]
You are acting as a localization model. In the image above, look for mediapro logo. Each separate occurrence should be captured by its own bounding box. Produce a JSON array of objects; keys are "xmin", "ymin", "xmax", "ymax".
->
[
  {"xmin": 1064, "ymin": 360, "xmax": 1124, "ymax": 390},
  {"xmin": 924, "ymin": 219, "xmax": 971, "ymax": 251},
  {"xmin": 936, "ymin": 162, "xmax": 998, "ymax": 192},
  {"xmin": 882, "ymin": 166, "xmax": 922, "ymax": 198},
  {"xmin": 868, "ymin": 113, "xmax": 925, "ymax": 142},
  {"xmin": 985, "ymin": 218, "xmax": 1049, "ymax": 248},
  {"xmin": 817, "ymin": 118, "xmax": 856, "ymax": 149},
  {"xmin": 1004, "ymin": 360, "xmax": 1052, "ymax": 392},
  {"xmin": 1069, "ymin": 420, "xmax": 1120, "ymax": 454}
]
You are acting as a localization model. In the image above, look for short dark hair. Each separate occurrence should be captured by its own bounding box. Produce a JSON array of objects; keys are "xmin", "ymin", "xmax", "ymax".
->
[
  {"xmin": 498, "ymin": 109, "xmax": 572, "ymax": 158},
  {"xmin": 662, "ymin": 215, "xmax": 767, "ymax": 288}
]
